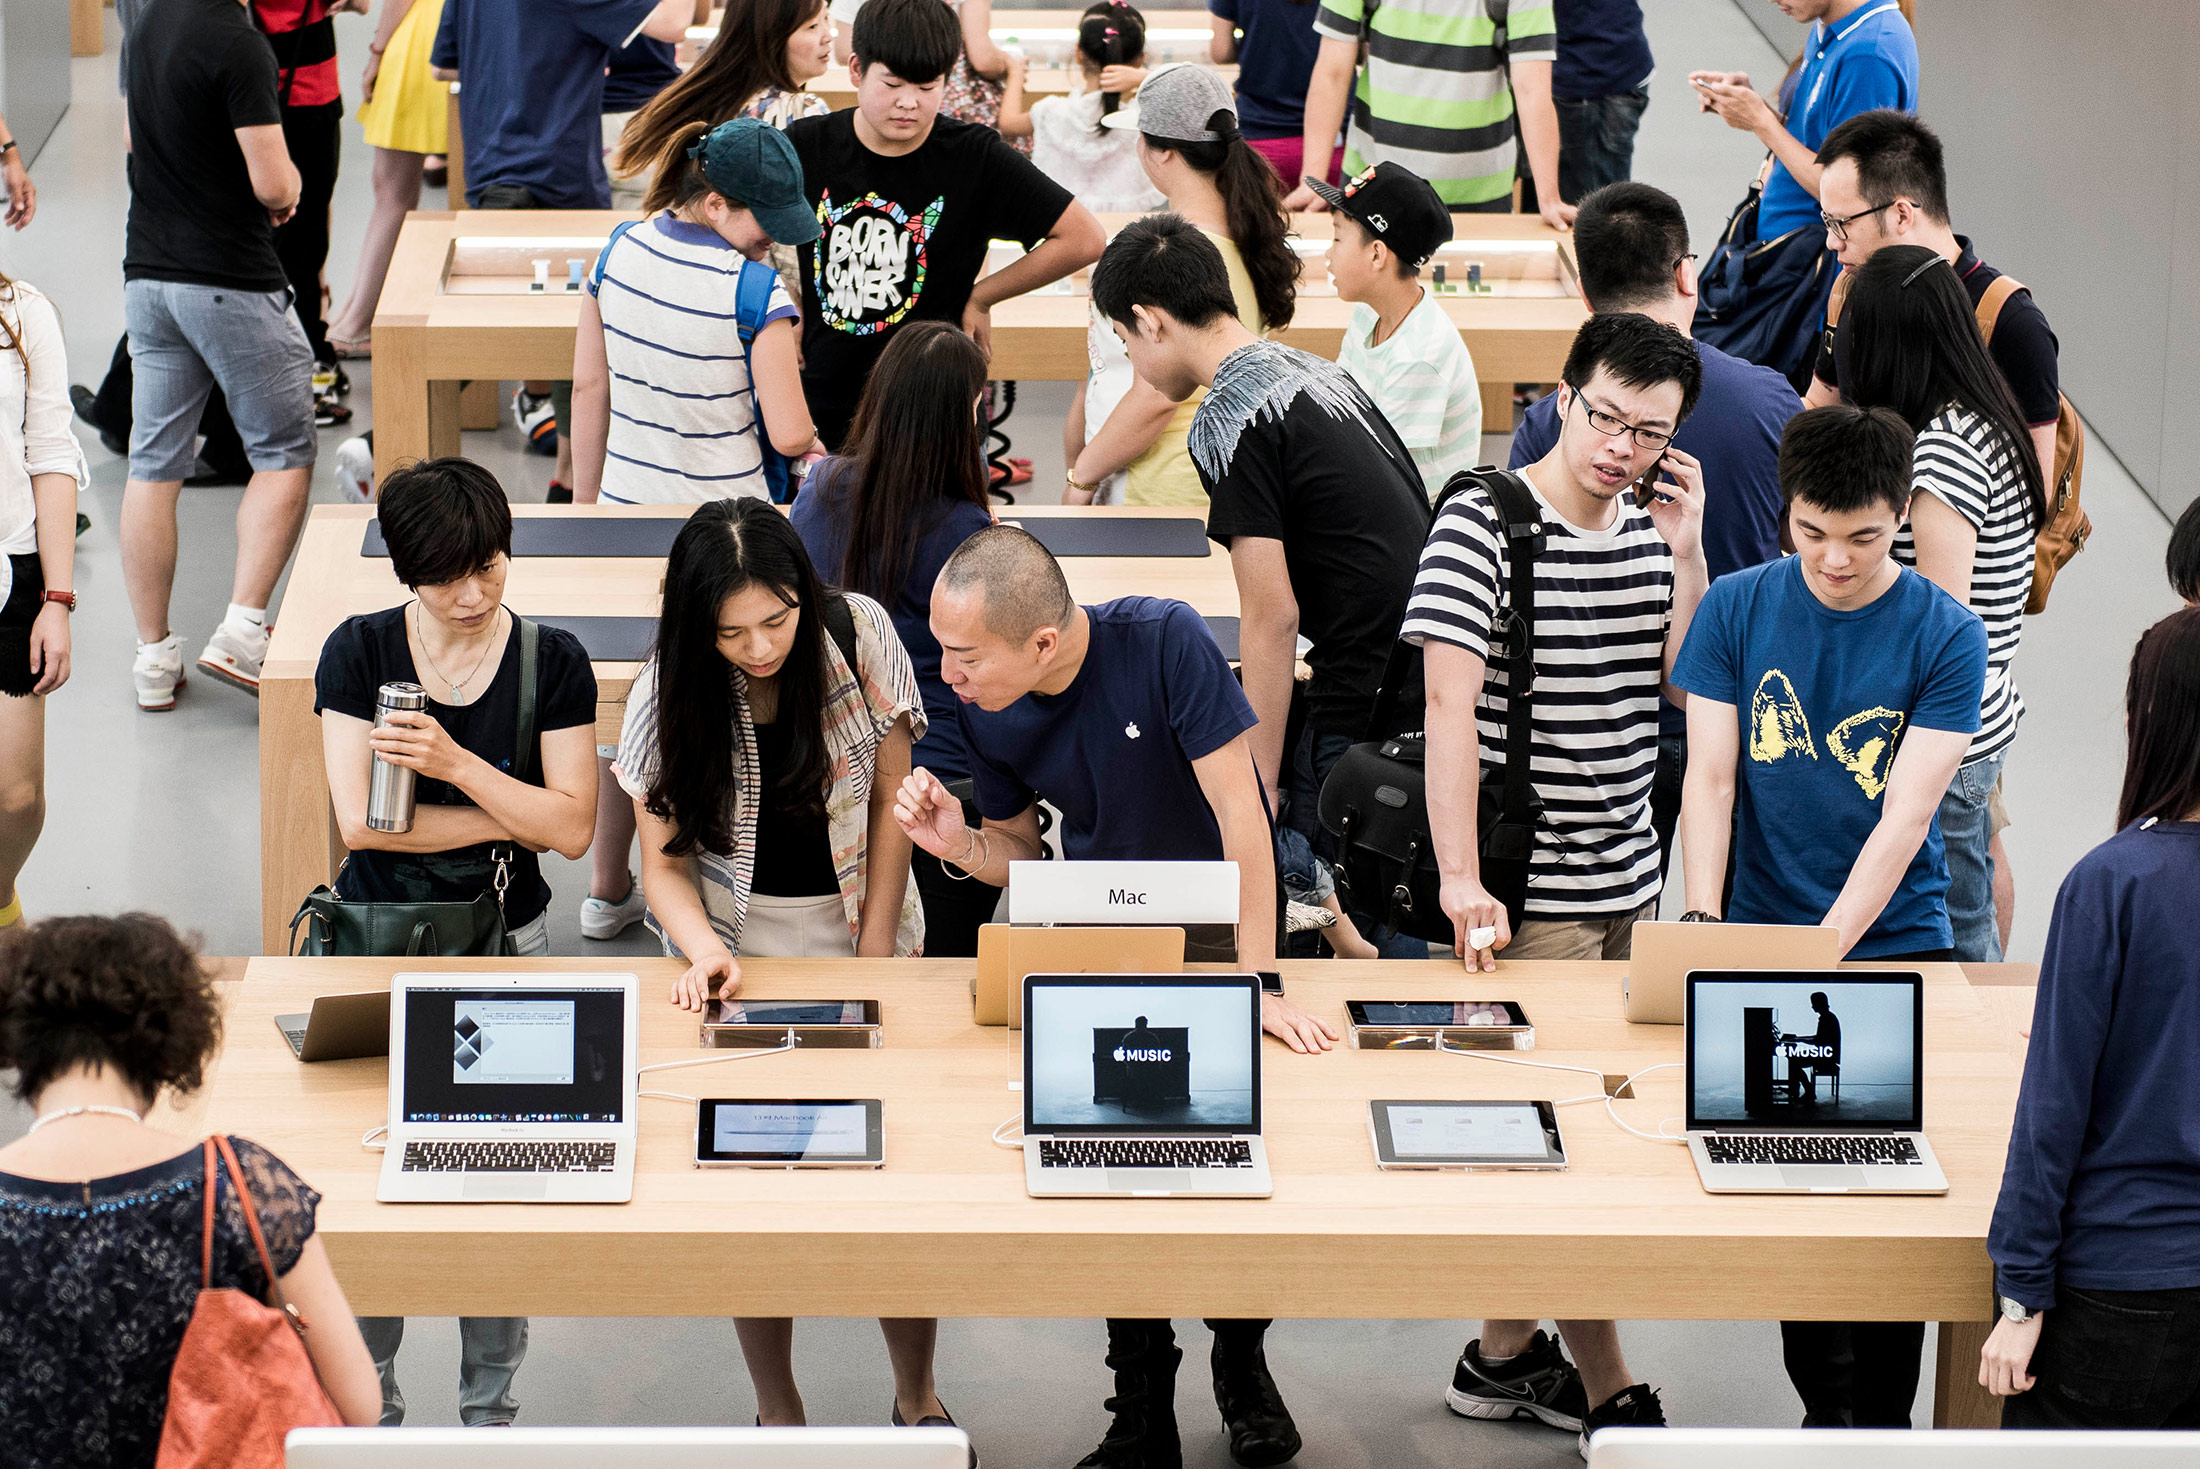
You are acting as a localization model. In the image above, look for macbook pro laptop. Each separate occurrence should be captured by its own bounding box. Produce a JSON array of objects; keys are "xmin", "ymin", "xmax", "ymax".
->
[
  {"xmin": 1685, "ymin": 970, "xmax": 1947, "ymax": 1194},
  {"xmin": 1587, "ymin": 1427, "xmax": 2200, "ymax": 1468},
  {"xmin": 275, "ymin": 990, "xmax": 390, "ymax": 1062},
  {"xmin": 1022, "ymin": 973, "xmax": 1271, "ymax": 1198},
  {"xmin": 1624, "ymin": 921, "xmax": 1839, "ymax": 1023},
  {"xmin": 285, "ymin": 1426, "xmax": 973, "ymax": 1468},
  {"xmin": 377, "ymin": 971, "xmax": 640, "ymax": 1204}
]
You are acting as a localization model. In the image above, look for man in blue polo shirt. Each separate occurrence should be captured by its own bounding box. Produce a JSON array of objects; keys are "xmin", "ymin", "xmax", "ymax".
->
[
  {"xmin": 1687, "ymin": 0, "xmax": 1917, "ymax": 384},
  {"xmin": 892, "ymin": 524, "xmax": 1332, "ymax": 1469},
  {"xmin": 1510, "ymin": 181, "xmax": 1800, "ymax": 877}
]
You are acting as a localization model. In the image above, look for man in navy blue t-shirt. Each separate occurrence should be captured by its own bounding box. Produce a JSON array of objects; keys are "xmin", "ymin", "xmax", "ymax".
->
[
  {"xmin": 1512, "ymin": 181, "xmax": 1800, "ymax": 879},
  {"xmin": 891, "ymin": 524, "xmax": 1334, "ymax": 1467},
  {"xmin": 432, "ymin": 0, "xmax": 702, "ymax": 208},
  {"xmin": 1549, "ymin": 0, "xmax": 1653, "ymax": 203},
  {"xmin": 1672, "ymin": 402, "xmax": 1984, "ymax": 1429}
]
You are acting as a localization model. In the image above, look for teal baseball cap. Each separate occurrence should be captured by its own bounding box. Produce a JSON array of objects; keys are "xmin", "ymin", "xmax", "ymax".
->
[{"xmin": 689, "ymin": 118, "xmax": 819, "ymax": 246}]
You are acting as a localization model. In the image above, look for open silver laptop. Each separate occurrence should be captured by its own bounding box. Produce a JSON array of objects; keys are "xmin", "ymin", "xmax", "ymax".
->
[
  {"xmin": 1588, "ymin": 1427, "xmax": 2200, "ymax": 1467},
  {"xmin": 377, "ymin": 971, "xmax": 640, "ymax": 1204},
  {"xmin": 1685, "ymin": 971, "xmax": 1947, "ymax": 1195},
  {"xmin": 286, "ymin": 1426, "xmax": 972, "ymax": 1468},
  {"xmin": 1023, "ymin": 974, "xmax": 1271, "ymax": 1198}
]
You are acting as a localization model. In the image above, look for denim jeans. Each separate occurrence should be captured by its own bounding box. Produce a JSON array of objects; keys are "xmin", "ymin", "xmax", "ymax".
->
[
  {"xmin": 1555, "ymin": 88, "xmax": 1649, "ymax": 204},
  {"xmin": 1281, "ymin": 724, "xmax": 1428, "ymax": 959},
  {"xmin": 2005, "ymin": 1284, "xmax": 2200, "ymax": 1428},
  {"xmin": 1938, "ymin": 751, "xmax": 2007, "ymax": 963},
  {"xmin": 354, "ymin": 1315, "xmax": 529, "ymax": 1426}
]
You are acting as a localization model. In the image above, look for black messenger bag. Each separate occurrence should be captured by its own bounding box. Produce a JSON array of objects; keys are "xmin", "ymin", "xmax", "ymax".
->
[{"xmin": 1318, "ymin": 469, "xmax": 1543, "ymax": 942}]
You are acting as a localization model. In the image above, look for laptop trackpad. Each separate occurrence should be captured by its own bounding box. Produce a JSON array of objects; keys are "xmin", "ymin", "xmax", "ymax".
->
[
  {"xmin": 463, "ymin": 1176, "xmax": 549, "ymax": 1202},
  {"xmin": 1106, "ymin": 1170, "xmax": 1201, "ymax": 1192},
  {"xmin": 1780, "ymin": 1166, "xmax": 1870, "ymax": 1189}
]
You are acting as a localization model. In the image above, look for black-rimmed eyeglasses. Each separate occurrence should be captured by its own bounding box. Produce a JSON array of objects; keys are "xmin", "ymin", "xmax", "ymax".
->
[
  {"xmin": 1820, "ymin": 200, "xmax": 1894, "ymax": 243},
  {"xmin": 1568, "ymin": 394, "xmax": 1674, "ymax": 453}
]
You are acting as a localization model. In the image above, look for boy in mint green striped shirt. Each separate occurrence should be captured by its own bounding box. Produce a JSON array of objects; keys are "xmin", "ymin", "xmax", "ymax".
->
[
  {"xmin": 1286, "ymin": 0, "xmax": 1573, "ymax": 228},
  {"xmin": 1314, "ymin": 161, "xmax": 1484, "ymax": 499}
]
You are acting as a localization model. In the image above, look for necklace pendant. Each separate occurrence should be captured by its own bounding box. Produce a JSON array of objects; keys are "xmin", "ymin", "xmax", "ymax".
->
[{"xmin": 452, "ymin": 681, "xmax": 464, "ymax": 702}]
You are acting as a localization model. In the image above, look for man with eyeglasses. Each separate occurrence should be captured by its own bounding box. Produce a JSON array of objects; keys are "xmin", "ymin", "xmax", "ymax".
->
[
  {"xmin": 1804, "ymin": 109, "xmax": 2063, "ymax": 490},
  {"xmin": 1403, "ymin": 312, "xmax": 1705, "ymax": 1449},
  {"xmin": 1510, "ymin": 181, "xmax": 1801, "ymax": 881}
]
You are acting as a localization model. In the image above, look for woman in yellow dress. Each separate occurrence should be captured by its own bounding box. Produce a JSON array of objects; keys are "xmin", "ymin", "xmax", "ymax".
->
[{"xmin": 325, "ymin": 0, "xmax": 451, "ymax": 358}]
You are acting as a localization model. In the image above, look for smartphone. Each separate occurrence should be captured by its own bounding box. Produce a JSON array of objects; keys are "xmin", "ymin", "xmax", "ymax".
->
[{"xmin": 1630, "ymin": 451, "xmax": 1671, "ymax": 510}]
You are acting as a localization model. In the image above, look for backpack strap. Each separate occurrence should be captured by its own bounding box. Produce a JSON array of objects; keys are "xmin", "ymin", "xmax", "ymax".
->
[
  {"xmin": 1474, "ymin": 470, "xmax": 1544, "ymax": 849},
  {"xmin": 1974, "ymin": 274, "xmax": 2025, "ymax": 346},
  {"xmin": 513, "ymin": 616, "xmax": 541, "ymax": 786},
  {"xmin": 732, "ymin": 257, "xmax": 780, "ymax": 345},
  {"xmin": 587, "ymin": 218, "xmax": 645, "ymax": 295},
  {"xmin": 822, "ymin": 593, "xmax": 860, "ymax": 681}
]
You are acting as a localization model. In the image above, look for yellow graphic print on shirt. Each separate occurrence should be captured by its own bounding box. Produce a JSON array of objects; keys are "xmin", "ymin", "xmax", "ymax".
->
[
  {"xmin": 1827, "ymin": 707, "xmax": 1907, "ymax": 799},
  {"xmin": 1748, "ymin": 670, "xmax": 1815, "ymax": 763}
]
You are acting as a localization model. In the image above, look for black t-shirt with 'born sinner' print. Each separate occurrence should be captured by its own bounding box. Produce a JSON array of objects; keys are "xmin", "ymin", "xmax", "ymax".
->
[{"xmin": 785, "ymin": 112, "xmax": 1074, "ymax": 437}]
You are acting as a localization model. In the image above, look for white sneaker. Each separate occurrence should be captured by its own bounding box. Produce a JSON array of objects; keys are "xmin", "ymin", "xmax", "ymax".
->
[
  {"xmin": 580, "ymin": 877, "xmax": 647, "ymax": 941},
  {"xmin": 134, "ymin": 635, "xmax": 186, "ymax": 711},
  {"xmin": 334, "ymin": 434, "xmax": 374, "ymax": 503},
  {"xmin": 196, "ymin": 617, "xmax": 269, "ymax": 696}
]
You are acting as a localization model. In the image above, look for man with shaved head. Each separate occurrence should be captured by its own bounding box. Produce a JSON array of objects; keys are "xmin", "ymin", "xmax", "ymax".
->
[{"xmin": 895, "ymin": 522, "xmax": 1331, "ymax": 1465}]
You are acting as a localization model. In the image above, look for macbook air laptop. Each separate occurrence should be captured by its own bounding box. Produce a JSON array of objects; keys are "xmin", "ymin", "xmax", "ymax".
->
[
  {"xmin": 285, "ymin": 1426, "xmax": 972, "ymax": 1468},
  {"xmin": 377, "ymin": 971, "xmax": 640, "ymax": 1204},
  {"xmin": 1587, "ymin": 1427, "xmax": 2200, "ymax": 1467},
  {"xmin": 1022, "ymin": 973, "xmax": 1271, "ymax": 1198},
  {"xmin": 1685, "ymin": 970, "xmax": 1947, "ymax": 1194},
  {"xmin": 1624, "ymin": 921, "xmax": 1839, "ymax": 1023},
  {"xmin": 274, "ymin": 990, "xmax": 390, "ymax": 1062}
]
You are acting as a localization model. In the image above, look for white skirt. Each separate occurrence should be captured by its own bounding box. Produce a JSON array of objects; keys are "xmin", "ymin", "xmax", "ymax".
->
[{"xmin": 740, "ymin": 892, "xmax": 856, "ymax": 958}]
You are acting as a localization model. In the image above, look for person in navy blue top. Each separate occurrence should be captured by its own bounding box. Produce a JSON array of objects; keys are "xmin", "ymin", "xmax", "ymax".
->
[
  {"xmin": 432, "ymin": 0, "xmax": 702, "ymax": 208},
  {"xmin": 1549, "ymin": 0, "xmax": 1654, "ymax": 204},
  {"xmin": 1208, "ymin": 0, "xmax": 1330, "ymax": 188},
  {"xmin": 1675, "ymin": 403, "xmax": 1982, "ymax": 1429},
  {"xmin": 1982, "ymin": 607, "xmax": 2200, "ymax": 1426},
  {"xmin": 791, "ymin": 323, "xmax": 997, "ymax": 956},
  {"xmin": 1512, "ymin": 181, "xmax": 1799, "ymax": 878},
  {"xmin": 889, "ymin": 522, "xmax": 1336, "ymax": 1469}
]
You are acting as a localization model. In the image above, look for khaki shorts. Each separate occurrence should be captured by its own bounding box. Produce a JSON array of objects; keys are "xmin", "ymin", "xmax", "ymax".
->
[
  {"xmin": 1988, "ymin": 773, "xmax": 2011, "ymax": 837},
  {"xmin": 1505, "ymin": 900, "xmax": 1660, "ymax": 963}
]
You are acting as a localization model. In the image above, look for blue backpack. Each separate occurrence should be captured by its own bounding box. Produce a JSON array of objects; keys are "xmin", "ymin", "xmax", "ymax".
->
[{"xmin": 591, "ymin": 221, "xmax": 798, "ymax": 503}]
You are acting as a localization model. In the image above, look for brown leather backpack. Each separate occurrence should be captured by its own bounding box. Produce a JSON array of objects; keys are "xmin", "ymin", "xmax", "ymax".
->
[{"xmin": 1825, "ymin": 269, "xmax": 2090, "ymax": 612}]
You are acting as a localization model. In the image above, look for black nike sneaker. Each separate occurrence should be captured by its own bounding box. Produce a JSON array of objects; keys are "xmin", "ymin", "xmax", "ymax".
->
[
  {"xmin": 1445, "ymin": 1330, "xmax": 1588, "ymax": 1431},
  {"xmin": 1578, "ymin": 1382, "xmax": 1666, "ymax": 1459}
]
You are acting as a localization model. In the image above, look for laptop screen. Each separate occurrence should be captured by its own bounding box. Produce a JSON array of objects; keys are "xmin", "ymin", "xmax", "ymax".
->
[
  {"xmin": 399, "ymin": 985, "xmax": 628, "ymax": 1125},
  {"xmin": 1686, "ymin": 972, "xmax": 1923, "ymax": 1132},
  {"xmin": 1024, "ymin": 977, "xmax": 1260, "ymax": 1135}
]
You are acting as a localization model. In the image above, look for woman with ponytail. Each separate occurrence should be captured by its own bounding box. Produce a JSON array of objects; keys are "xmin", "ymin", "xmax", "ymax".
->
[
  {"xmin": 998, "ymin": 2, "xmax": 1162, "ymax": 214},
  {"xmin": 1065, "ymin": 63, "xmax": 1298, "ymax": 507}
]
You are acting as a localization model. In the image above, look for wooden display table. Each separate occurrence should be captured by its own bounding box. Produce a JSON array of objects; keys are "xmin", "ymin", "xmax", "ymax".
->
[
  {"xmin": 369, "ymin": 210, "xmax": 1583, "ymax": 480},
  {"xmin": 259, "ymin": 504, "xmax": 1238, "ymax": 952},
  {"xmin": 167, "ymin": 955, "xmax": 2014, "ymax": 1429}
]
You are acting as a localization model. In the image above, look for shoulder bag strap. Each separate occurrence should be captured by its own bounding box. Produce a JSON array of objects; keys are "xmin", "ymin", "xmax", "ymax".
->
[
  {"xmin": 822, "ymin": 592, "xmax": 860, "ymax": 677},
  {"xmin": 212, "ymin": 1136, "xmax": 309, "ymax": 1330},
  {"xmin": 1974, "ymin": 274, "xmax": 2024, "ymax": 346},
  {"xmin": 1479, "ymin": 470, "xmax": 1544, "ymax": 830},
  {"xmin": 513, "ymin": 616, "xmax": 541, "ymax": 786},
  {"xmin": 198, "ymin": 1138, "xmax": 218, "ymax": 1289}
]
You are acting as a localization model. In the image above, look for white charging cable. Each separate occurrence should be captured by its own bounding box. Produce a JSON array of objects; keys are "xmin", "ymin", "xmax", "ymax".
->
[
  {"xmin": 636, "ymin": 1030, "xmax": 798, "ymax": 1104},
  {"xmin": 1435, "ymin": 1039, "xmax": 1689, "ymax": 1144},
  {"xmin": 361, "ymin": 1124, "xmax": 388, "ymax": 1152},
  {"xmin": 991, "ymin": 1114, "xmax": 1025, "ymax": 1150}
]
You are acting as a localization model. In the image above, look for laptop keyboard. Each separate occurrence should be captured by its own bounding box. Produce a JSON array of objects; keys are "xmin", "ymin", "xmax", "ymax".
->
[
  {"xmin": 1038, "ymin": 1138, "xmax": 1255, "ymax": 1169},
  {"xmin": 1702, "ymin": 1134, "xmax": 1922, "ymax": 1166},
  {"xmin": 401, "ymin": 1141, "xmax": 617, "ymax": 1174}
]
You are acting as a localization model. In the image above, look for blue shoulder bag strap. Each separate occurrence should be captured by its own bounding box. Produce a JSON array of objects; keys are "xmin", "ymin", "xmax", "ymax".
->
[{"xmin": 733, "ymin": 258, "xmax": 796, "ymax": 504}]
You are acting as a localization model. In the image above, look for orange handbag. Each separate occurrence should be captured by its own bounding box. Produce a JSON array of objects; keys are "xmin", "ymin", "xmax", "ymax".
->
[{"xmin": 155, "ymin": 1136, "xmax": 342, "ymax": 1468}]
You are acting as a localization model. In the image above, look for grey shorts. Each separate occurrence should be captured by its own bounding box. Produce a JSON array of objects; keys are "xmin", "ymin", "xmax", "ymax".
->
[{"xmin": 124, "ymin": 277, "xmax": 316, "ymax": 482}]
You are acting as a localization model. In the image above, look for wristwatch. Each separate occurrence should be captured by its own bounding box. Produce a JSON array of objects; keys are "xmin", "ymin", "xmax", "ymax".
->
[
  {"xmin": 1678, "ymin": 909, "xmax": 1720, "ymax": 923},
  {"xmin": 40, "ymin": 588, "xmax": 75, "ymax": 611},
  {"xmin": 1064, "ymin": 469, "xmax": 1099, "ymax": 499},
  {"xmin": 1998, "ymin": 1296, "xmax": 2035, "ymax": 1324}
]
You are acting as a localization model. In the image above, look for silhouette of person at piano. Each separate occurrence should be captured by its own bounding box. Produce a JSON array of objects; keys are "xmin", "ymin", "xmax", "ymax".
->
[{"xmin": 1781, "ymin": 992, "xmax": 1842, "ymax": 1105}]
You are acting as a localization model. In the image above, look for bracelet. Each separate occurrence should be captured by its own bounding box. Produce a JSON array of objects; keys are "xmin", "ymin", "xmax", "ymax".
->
[
  {"xmin": 1678, "ymin": 909, "xmax": 1721, "ymax": 923},
  {"xmin": 1064, "ymin": 470, "xmax": 1099, "ymax": 498},
  {"xmin": 0, "ymin": 141, "xmax": 17, "ymax": 157},
  {"xmin": 942, "ymin": 826, "xmax": 990, "ymax": 883}
]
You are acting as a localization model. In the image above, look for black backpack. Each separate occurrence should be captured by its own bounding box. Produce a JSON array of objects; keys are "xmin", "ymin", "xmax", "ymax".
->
[{"xmin": 1318, "ymin": 468, "xmax": 1544, "ymax": 943}]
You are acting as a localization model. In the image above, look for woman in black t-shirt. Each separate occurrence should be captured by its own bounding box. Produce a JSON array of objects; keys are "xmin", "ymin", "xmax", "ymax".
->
[{"xmin": 314, "ymin": 459, "xmax": 600, "ymax": 956}]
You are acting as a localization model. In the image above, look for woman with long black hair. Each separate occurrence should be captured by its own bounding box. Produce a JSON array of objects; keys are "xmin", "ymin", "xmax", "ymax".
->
[
  {"xmin": 1839, "ymin": 242, "xmax": 2044, "ymax": 965},
  {"xmin": 614, "ymin": 0, "xmax": 837, "ymax": 187},
  {"xmin": 792, "ymin": 322, "xmax": 997, "ymax": 955},
  {"xmin": 1983, "ymin": 607, "xmax": 2200, "ymax": 1425},
  {"xmin": 1065, "ymin": 62, "xmax": 1298, "ymax": 507}
]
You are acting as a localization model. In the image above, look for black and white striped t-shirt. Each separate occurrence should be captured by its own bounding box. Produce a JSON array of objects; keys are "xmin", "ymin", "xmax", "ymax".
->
[
  {"xmin": 1402, "ymin": 472, "xmax": 1675, "ymax": 918},
  {"xmin": 1895, "ymin": 405, "xmax": 2035, "ymax": 766}
]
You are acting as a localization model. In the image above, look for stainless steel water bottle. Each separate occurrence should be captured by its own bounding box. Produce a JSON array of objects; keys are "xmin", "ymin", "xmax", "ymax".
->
[{"xmin": 366, "ymin": 682, "xmax": 429, "ymax": 832}]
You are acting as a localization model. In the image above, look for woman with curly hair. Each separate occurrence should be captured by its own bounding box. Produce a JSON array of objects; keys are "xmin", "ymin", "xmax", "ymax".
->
[{"xmin": 0, "ymin": 914, "xmax": 381, "ymax": 1465}]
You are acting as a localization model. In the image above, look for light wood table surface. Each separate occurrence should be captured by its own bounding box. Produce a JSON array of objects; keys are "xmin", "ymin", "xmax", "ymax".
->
[
  {"xmin": 165, "ymin": 955, "xmax": 2014, "ymax": 1429},
  {"xmin": 259, "ymin": 503, "xmax": 1236, "ymax": 951},
  {"xmin": 369, "ymin": 210, "xmax": 1582, "ymax": 480}
]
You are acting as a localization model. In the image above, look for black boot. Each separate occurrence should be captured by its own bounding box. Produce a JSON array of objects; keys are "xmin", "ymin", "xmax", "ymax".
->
[
  {"xmin": 1208, "ymin": 1320, "xmax": 1301, "ymax": 1467},
  {"xmin": 1074, "ymin": 1319, "xmax": 1182, "ymax": 1469}
]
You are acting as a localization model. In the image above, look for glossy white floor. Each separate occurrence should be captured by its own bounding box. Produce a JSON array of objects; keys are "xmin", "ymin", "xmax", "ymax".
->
[{"xmin": 0, "ymin": 1, "xmax": 2185, "ymax": 1458}]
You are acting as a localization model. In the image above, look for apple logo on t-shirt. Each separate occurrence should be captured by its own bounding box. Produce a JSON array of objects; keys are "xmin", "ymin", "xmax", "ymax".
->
[{"xmin": 815, "ymin": 189, "xmax": 942, "ymax": 336}]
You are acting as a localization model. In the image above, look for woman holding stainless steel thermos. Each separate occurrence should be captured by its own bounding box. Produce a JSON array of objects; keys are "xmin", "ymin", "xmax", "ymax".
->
[{"xmin": 311, "ymin": 457, "xmax": 601, "ymax": 1428}]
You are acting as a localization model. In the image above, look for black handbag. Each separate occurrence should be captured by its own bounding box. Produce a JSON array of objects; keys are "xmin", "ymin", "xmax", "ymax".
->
[
  {"xmin": 1318, "ymin": 469, "xmax": 1543, "ymax": 942},
  {"xmin": 289, "ymin": 619, "xmax": 542, "ymax": 958}
]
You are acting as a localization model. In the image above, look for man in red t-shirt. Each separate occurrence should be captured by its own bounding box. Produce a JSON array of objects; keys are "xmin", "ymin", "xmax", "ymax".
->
[{"xmin": 255, "ymin": 0, "xmax": 347, "ymax": 406}]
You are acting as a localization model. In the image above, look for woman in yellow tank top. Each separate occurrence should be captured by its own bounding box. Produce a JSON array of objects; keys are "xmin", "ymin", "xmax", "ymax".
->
[{"xmin": 1065, "ymin": 65, "xmax": 1299, "ymax": 509}]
